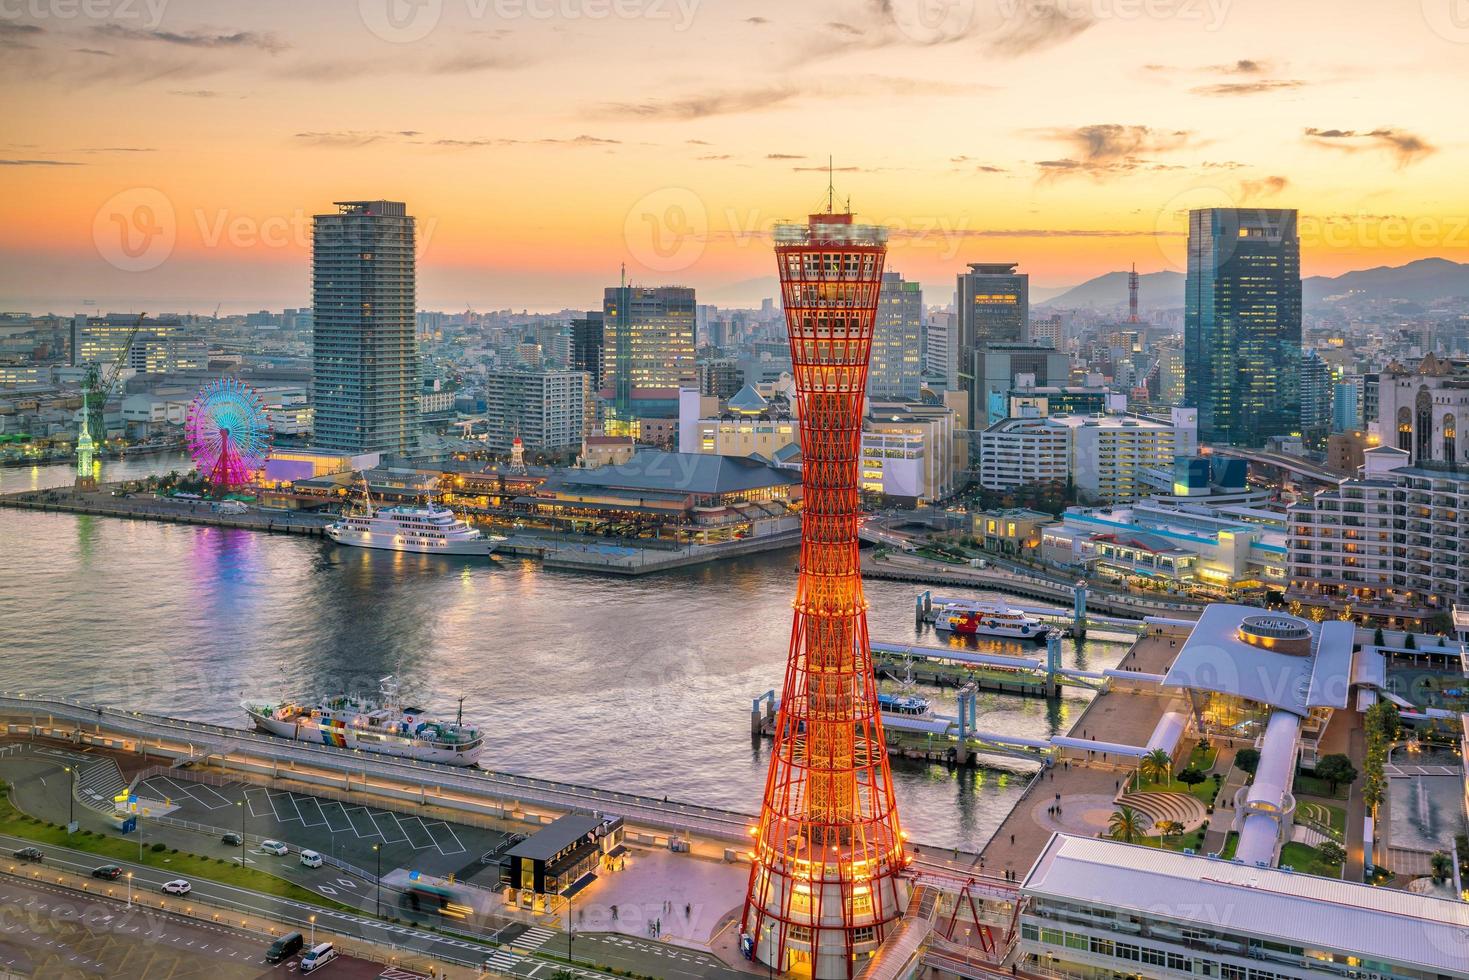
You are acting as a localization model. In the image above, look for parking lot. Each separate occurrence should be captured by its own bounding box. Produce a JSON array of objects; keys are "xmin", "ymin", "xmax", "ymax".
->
[{"xmin": 136, "ymin": 774, "xmax": 508, "ymax": 881}]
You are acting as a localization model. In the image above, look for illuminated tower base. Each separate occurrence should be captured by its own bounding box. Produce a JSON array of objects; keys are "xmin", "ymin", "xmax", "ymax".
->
[
  {"xmin": 74, "ymin": 415, "xmax": 97, "ymax": 490},
  {"xmin": 742, "ymin": 208, "xmax": 908, "ymax": 979}
]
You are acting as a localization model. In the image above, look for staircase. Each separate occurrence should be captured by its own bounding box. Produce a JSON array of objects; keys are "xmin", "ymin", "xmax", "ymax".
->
[
  {"xmin": 72, "ymin": 756, "xmax": 127, "ymax": 814},
  {"xmin": 1116, "ymin": 791, "xmax": 1208, "ymax": 834}
]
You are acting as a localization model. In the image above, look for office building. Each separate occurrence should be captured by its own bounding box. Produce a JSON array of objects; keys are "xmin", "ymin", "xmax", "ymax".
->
[
  {"xmin": 1184, "ymin": 208, "xmax": 1301, "ymax": 447},
  {"xmin": 1288, "ymin": 444, "xmax": 1469, "ymax": 619},
  {"xmin": 482, "ymin": 368, "xmax": 590, "ymax": 455},
  {"xmin": 1029, "ymin": 314, "xmax": 1062, "ymax": 349},
  {"xmin": 602, "ymin": 284, "xmax": 696, "ymax": 424},
  {"xmin": 570, "ymin": 312, "xmax": 604, "ymax": 390},
  {"xmin": 975, "ymin": 344, "xmax": 1071, "ymax": 425},
  {"xmin": 869, "ymin": 272, "xmax": 923, "ymax": 399},
  {"xmin": 1300, "ymin": 349, "xmax": 1331, "ymax": 437},
  {"xmin": 1331, "ymin": 378, "xmax": 1360, "ymax": 433},
  {"xmin": 957, "ymin": 262, "xmax": 1028, "ymax": 424},
  {"xmin": 311, "ymin": 200, "xmax": 418, "ymax": 455},
  {"xmin": 1374, "ymin": 353, "xmax": 1469, "ymax": 467},
  {"xmin": 71, "ymin": 315, "xmax": 202, "ymax": 374},
  {"xmin": 923, "ymin": 310, "xmax": 957, "ymax": 389},
  {"xmin": 860, "ymin": 398, "xmax": 959, "ymax": 505},
  {"xmin": 978, "ymin": 409, "xmax": 1195, "ymax": 504}
]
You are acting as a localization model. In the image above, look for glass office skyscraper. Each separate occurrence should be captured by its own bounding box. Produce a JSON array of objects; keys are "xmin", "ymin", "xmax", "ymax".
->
[
  {"xmin": 869, "ymin": 271, "xmax": 923, "ymax": 399},
  {"xmin": 1185, "ymin": 208, "xmax": 1301, "ymax": 447},
  {"xmin": 601, "ymin": 283, "xmax": 696, "ymax": 423},
  {"xmin": 311, "ymin": 200, "xmax": 418, "ymax": 455},
  {"xmin": 956, "ymin": 262, "xmax": 1028, "ymax": 427}
]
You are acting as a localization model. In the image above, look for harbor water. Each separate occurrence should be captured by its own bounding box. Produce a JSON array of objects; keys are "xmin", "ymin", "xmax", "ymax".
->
[{"xmin": 0, "ymin": 456, "xmax": 1130, "ymax": 851}]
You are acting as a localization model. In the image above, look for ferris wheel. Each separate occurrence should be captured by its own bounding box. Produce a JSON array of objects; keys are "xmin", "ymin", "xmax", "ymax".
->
[{"xmin": 185, "ymin": 377, "xmax": 273, "ymax": 490}]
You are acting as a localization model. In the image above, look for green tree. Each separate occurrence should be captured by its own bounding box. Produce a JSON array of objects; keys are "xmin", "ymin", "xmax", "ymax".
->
[
  {"xmin": 1108, "ymin": 805, "xmax": 1144, "ymax": 844},
  {"xmin": 1234, "ymin": 748, "xmax": 1261, "ymax": 776},
  {"xmin": 1155, "ymin": 819, "xmax": 1184, "ymax": 840},
  {"xmin": 1140, "ymin": 749, "xmax": 1172, "ymax": 786},
  {"xmin": 1177, "ymin": 767, "xmax": 1207, "ymax": 788},
  {"xmin": 1430, "ymin": 851, "xmax": 1453, "ymax": 883},
  {"xmin": 1373, "ymin": 626, "xmax": 1385, "ymax": 646},
  {"xmin": 1314, "ymin": 754, "xmax": 1359, "ymax": 794},
  {"xmin": 1404, "ymin": 632, "xmax": 1417, "ymax": 650},
  {"xmin": 1318, "ymin": 841, "xmax": 1346, "ymax": 867}
]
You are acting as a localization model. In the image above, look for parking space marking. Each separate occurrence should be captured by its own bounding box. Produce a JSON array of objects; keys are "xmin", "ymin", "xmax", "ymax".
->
[
  {"xmin": 319, "ymin": 800, "xmax": 354, "ymax": 834},
  {"xmin": 398, "ymin": 815, "xmax": 435, "ymax": 851},
  {"xmin": 265, "ymin": 790, "xmax": 298, "ymax": 824},
  {"xmin": 371, "ymin": 809, "xmax": 410, "ymax": 845},
  {"xmin": 426, "ymin": 820, "xmax": 467, "ymax": 856},
  {"xmin": 294, "ymin": 795, "xmax": 328, "ymax": 828},
  {"xmin": 243, "ymin": 786, "xmax": 273, "ymax": 819},
  {"xmin": 190, "ymin": 783, "xmax": 234, "ymax": 810},
  {"xmin": 345, "ymin": 805, "xmax": 378, "ymax": 840}
]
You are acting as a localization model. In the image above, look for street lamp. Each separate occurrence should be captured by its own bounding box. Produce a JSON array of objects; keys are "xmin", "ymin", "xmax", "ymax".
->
[
  {"xmin": 566, "ymin": 893, "xmax": 574, "ymax": 962},
  {"xmin": 309, "ymin": 914, "xmax": 316, "ymax": 947},
  {"xmin": 62, "ymin": 766, "xmax": 75, "ymax": 832},
  {"xmin": 236, "ymin": 801, "xmax": 245, "ymax": 865},
  {"xmin": 125, "ymin": 871, "xmax": 132, "ymax": 908},
  {"xmin": 373, "ymin": 844, "xmax": 382, "ymax": 917}
]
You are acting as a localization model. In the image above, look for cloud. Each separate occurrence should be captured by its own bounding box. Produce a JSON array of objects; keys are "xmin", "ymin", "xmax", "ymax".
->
[
  {"xmin": 1304, "ymin": 127, "xmax": 1436, "ymax": 167},
  {"xmin": 697, "ymin": 154, "xmax": 733, "ymax": 160},
  {"xmin": 1239, "ymin": 175, "xmax": 1289, "ymax": 200},
  {"xmin": 1036, "ymin": 124, "xmax": 1196, "ymax": 178},
  {"xmin": 0, "ymin": 22, "xmax": 44, "ymax": 49},
  {"xmin": 987, "ymin": 1, "xmax": 1095, "ymax": 56},
  {"xmin": 0, "ymin": 159, "xmax": 83, "ymax": 166},
  {"xmin": 793, "ymin": 165, "xmax": 862, "ymax": 172},
  {"xmin": 79, "ymin": 147, "xmax": 156, "ymax": 153},
  {"xmin": 169, "ymin": 89, "xmax": 222, "ymax": 98},
  {"xmin": 92, "ymin": 24, "xmax": 289, "ymax": 53},
  {"xmin": 746, "ymin": 16, "xmax": 769, "ymax": 24},
  {"xmin": 74, "ymin": 48, "xmax": 114, "ymax": 57},
  {"xmin": 826, "ymin": 22, "xmax": 864, "ymax": 36},
  {"xmin": 686, "ymin": 139, "xmax": 711, "ymax": 145},
  {"xmin": 599, "ymin": 75, "xmax": 982, "ymax": 121},
  {"xmin": 1227, "ymin": 58, "xmax": 1268, "ymax": 73},
  {"xmin": 767, "ymin": 153, "xmax": 805, "ymax": 160},
  {"xmin": 537, "ymin": 134, "xmax": 620, "ymax": 145},
  {"xmin": 294, "ymin": 130, "xmax": 422, "ymax": 147},
  {"xmin": 1192, "ymin": 79, "xmax": 1304, "ymax": 96}
]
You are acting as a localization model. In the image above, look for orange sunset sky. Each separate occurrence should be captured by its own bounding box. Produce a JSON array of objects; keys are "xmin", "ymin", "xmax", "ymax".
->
[{"xmin": 1, "ymin": 0, "xmax": 1467, "ymax": 313}]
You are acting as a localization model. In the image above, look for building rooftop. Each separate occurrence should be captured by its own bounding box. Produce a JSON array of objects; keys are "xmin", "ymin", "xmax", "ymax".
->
[
  {"xmin": 505, "ymin": 813, "xmax": 604, "ymax": 863},
  {"xmin": 552, "ymin": 450, "xmax": 800, "ymax": 495},
  {"xmin": 1024, "ymin": 834, "xmax": 1469, "ymax": 974},
  {"xmin": 1160, "ymin": 604, "xmax": 1354, "ymax": 716}
]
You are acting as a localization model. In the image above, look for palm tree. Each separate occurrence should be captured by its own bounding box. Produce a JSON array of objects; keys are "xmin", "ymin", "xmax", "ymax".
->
[
  {"xmin": 1430, "ymin": 851, "xmax": 1453, "ymax": 883},
  {"xmin": 1140, "ymin": 749, "xmax": 1172, "ymax": 786},
  {"xmin": 1108, "ymin": 806, "xmax": 1144, "ymax": 844},
  {"xmin": 1155, "ymin": 819, "xmax": 1183, "ymax": 840}
]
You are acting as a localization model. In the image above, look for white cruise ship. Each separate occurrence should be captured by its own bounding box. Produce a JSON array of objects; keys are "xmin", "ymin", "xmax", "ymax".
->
[
  {"xmin": 933, "ymin": 600, "xmax": 1050, "ymax": 643},
  {"xmin": 243, "ymin": 677, "xmax": 484, "ymax": 766},
  {"xmin": 326, "ymin": 491, "xmax": 502, "ymax": 556}
]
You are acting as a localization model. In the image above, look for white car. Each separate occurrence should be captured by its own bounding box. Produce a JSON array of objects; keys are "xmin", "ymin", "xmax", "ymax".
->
[
  {"xmin": 161, "ymin": 879, "xmax": 191, "ymax": 895},
  {"xmin": 299, "ymin": 849, "xmax": 322, "ymax": 869},
  {"xmin": 259, "ymin": 840, "xmax": 289, "ymax": 856},
  {"xmin": 300, "ymin": 942, "xmax": 338, "ymax": 973}
]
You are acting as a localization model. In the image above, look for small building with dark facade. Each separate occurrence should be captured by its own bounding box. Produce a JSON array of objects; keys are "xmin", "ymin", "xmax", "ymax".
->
[{"xmin": 505, "ymin": 813, "xmax": 624, "ymax": 910}]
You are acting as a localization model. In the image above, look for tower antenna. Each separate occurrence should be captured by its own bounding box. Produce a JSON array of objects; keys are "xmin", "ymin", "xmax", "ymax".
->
[
  {"xmin": 1128, "ymin": 262, "xmax": 1141, "ymax": 324},
  {"xmin": 826, "ymin": 155, "xmax": 835, "ymax": 214}
]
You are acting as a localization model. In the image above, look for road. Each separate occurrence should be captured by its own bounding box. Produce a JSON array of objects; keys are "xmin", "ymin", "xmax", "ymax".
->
[{"xmin": 0, "ymin": 873, "xmax": 396, "ymax": 978}]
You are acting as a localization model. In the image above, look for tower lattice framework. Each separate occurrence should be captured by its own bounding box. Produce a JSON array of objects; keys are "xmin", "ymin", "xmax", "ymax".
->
[{"xmin": 742, "ymin": 210, "xmax": 908, "ymax": 979}]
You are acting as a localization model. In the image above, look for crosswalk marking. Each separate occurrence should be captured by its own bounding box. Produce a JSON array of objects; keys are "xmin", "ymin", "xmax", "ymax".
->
[
  {"xmin": 485, "ymin": 947, "xmax": 523, "ymax": 972},
  {"xmin": 511, "ymin": 926, "xmax": 556, "ymax": 952}
]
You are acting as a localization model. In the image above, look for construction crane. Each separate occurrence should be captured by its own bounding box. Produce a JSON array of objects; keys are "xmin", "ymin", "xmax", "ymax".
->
[{"xmin": 75, "ymin": 312, "xmax": 146, "ymax": 489}]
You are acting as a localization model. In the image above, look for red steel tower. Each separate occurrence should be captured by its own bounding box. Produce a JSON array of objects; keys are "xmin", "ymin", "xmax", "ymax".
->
[{"xmin": 742, "ymin": 204, "xmax": 908, "ymax": 978}]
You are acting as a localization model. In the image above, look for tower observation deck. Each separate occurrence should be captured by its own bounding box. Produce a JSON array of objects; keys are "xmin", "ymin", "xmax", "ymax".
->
[{"xmin": 741, "ymin": 207, "xmax": 909, "ymax": 979}]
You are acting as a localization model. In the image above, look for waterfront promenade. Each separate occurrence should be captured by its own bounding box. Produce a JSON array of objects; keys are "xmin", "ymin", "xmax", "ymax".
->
[{"xmin": 974, "ymin": 630, "xmax": 1184, "ymax": 877}]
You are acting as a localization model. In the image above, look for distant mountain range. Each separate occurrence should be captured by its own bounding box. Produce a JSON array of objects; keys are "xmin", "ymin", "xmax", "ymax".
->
[{"xmin": 1038, "ymin": 258, "xmax": 1469, "ymax": 311}]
